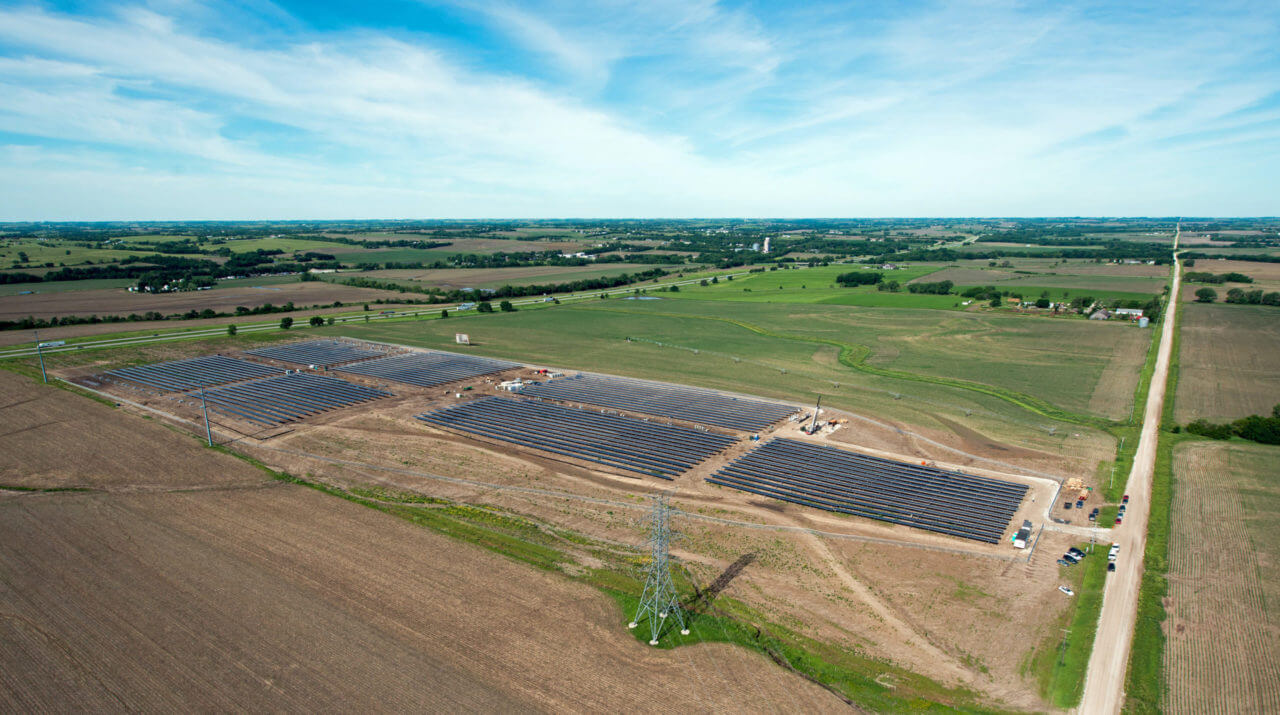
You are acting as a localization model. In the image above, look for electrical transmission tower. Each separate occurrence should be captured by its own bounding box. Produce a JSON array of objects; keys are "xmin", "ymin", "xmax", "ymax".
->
[{"xmin": 629, "ymin": 492, "xmax": 689, "ymax": 645}]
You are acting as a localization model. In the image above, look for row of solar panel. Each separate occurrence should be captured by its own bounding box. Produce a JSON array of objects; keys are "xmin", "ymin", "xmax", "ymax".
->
[
  {"xmin": 706, "ymin": 439, "xmax": 1026, "ymax": 543},
  {"xmin": 416, "ymin": 397, "xmax": 736, "ymax": 478},
  {"xmin": 516, "ymin": 374, "xmax": 796, "ymax": 432},
  {"xmin": 105, "ymin": 355, "xmax": 282, "ymax": 392},
  {"xmin": 199, "ymin": 373, "xmax": 391, "ymax": 426},
  {"xmin": 245, "ymin": 340, "xmax": 386, "ymax": 367},
  {"xmin": 337, "ymin": 351, "xmax": 518, "ymax": 388}
]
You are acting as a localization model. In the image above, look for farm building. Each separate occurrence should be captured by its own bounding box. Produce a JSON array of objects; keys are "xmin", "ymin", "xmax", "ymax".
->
[
  {"xmin": 1114, "ymin": 308, "xmax": 1144, "ymax": 319},
  {"xmin": 1089, "ymin": 309, "xmax": 1111, "ymax": 320}
]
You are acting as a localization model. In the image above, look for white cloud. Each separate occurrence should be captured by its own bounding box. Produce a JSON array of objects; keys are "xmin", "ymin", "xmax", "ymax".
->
[{"xmin": 0, "ymin": 1, "xmax": 1277, "ymax": 219}]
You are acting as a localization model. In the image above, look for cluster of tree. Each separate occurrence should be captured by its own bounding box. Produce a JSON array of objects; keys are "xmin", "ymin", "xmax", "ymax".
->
[
  {"xmin": 1184, "ymin": 271, "xmax": 1253, "ymax": 284},
  {"xmin": 834, "ymin": 270, "xmax": 884, "ymax": 286},
  {"xmin": 1181, "ymin": 251, "xmax": 1280, "ymax": 264},
  {"xmin": 907, "ymin": 280, "xmax": 954, "ymax": 294},
  {"xmin": 1183, "ymin": 405, "xmax": 1280, "ymax": 445},
  {"xmin": 336, "ymin": 267, "xmax": 671, "ymax": 303},
  {"xmin": 1225, "ymin": 288, "xmax": 1280, "ymax": 305}
]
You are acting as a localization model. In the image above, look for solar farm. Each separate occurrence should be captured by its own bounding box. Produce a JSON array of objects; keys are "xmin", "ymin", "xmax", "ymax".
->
[
  {"xmin": 517, "ymin": 373, "xmax": 796, "ymax": 431},
  {"xmin": 199, "ymin": 372, "xmax": 392, "ymax": 426},
  {"xmin": 417, "ymin": 396, "xmax": 737, "ymax": 478},
  {"xmin": 336, "ymin": 350, "xmax": 518, "ymax": 387},
  {"xmin": 85, "ymin": 341, "xmax": 1035, "ymax": 547},
  {"xmin": 707, "ymin": 438, "xmax": 1028, "ymax": 543},
  {"xmin": 245, "ymin": 339, "xmax": 387, "ymax": 367},
  {"xmin": 105, "ymin": 355, "xmax": 283, "ymax": 391}
]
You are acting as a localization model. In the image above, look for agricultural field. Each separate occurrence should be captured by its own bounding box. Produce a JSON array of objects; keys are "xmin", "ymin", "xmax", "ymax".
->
[
  {"xmin": 1164, "ymin": 441, "xmax": 1280, "ymax": 714},
  {"xmin": 0, "ymin": 279, "xmax": 417, "ymax": 322},
  {"xmin": 339, "ymin": 263, "xmax": 688, "ymax": 290},
  {"xmin": 1174, "ymin": 303, "xmax": 1280, "ymax": 423},
  {"xmin": 1178, "ymin": 259, "xmax": 1280, "ymax": 302},
  {"xmin": 0, "ymin": 372, "xmax": 842, "ymax": 712}
]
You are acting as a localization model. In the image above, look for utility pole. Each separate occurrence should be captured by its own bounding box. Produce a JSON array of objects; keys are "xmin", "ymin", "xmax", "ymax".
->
[
  {"xmin": 200, "ymin": 386, "xmax": 213, "ymax": 446},
  {"xmin": 34, "ymin": 330, "xmax": 47, "ymax": 384},
  {"xmin": 1110, "ymin": 437, "xmax": 1124, "ymax": 491},
  {"xmin": 629, "ymin": 492, "xmax": 689, "ymax": 645}
]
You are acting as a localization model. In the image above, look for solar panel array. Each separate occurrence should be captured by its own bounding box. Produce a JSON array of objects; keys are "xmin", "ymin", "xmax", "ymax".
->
[
  {"xmin": 336, "ymin": 350, "xmax": 518, "ymax": 388},
  {"xmin": 105, "ymin": 355, "xmax": 283, "ymax": 392},
  {"xmin": 417, "ymin": 396, "xmax": 736, "ymax": 478},
  {"xmin": 201, "ymin": 373, "xmax": 391, "ymax": 426},
  {"xmin": 245, "ymin": 340, "xmax": 385, "ymax": 367},
  {"xmin": 708, "ymin": 438, "xmax": 1027, "ymax": 543},
  {"xmin": 517, "ymin": 374, "xmax": 796, "ymax": 431}
]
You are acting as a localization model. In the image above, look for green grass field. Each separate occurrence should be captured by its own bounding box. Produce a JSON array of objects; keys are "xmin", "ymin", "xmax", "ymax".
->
[
  {"xmin": 658, "ymin": 264, "xmax": 952, "ymax": 307},
  {"xmin": 0, "ymin": 239, "xmax": 158, "ymax": 269}
]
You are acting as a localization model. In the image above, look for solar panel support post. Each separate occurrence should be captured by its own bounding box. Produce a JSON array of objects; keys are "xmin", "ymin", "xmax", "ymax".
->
[
  {"xmin": 200, "ymin": 386, "xmax": 213, "ymax": 447},
  {"xmin": 34, "ymin": 330, "xmax": 47, "ymax": 384},
  {"xmin": 628, "ymin": 492, "xmax": 688, "ymax": 645}
]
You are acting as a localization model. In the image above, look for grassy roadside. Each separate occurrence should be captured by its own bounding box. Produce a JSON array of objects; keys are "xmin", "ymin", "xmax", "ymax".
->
[
  {"xmin": 1024, "ymin": 542, "xmax": 1109, "ymax": 708},
  {"xmin": 209, "ymin": 448, "xmax": 1006, "ymax": 713},
  {"xmin": 1122, "ymin": 281, "xmax": 1184, "ymax": 713}
]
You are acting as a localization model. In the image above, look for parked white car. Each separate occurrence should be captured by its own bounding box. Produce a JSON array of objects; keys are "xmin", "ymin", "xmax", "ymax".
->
[{"xmin": 1058, "ymin": 586, "xmax": 1075, "ymax": 596}]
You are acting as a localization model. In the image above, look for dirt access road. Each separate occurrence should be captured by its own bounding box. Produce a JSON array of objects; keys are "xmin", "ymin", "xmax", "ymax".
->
[{"xmin": 1078, "ymin": 226, "xmax": 1182, "ymax": 714}]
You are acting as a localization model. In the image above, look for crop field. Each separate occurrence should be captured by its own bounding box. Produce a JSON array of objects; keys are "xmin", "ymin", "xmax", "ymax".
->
[
  {"xmin": 921, "ymin": 268, "xmax": 1166, "ymax": 298},
  {"xmin": 340, "ymin": 263, "xmax": 687, "ymax": 289},
  {"xmin": 0, "ymin": 373, "xmax": 841, "ymax": 712},
  {"xmin": 0, "ymin": 279, "xmax": 414, "ymax": 322},
  {"xmin": 1164, "ymin": 441, "xmax": 1280, "ymax": 714},
  {"xmin": 0, "ymin": 278, "xmax": 134, "ymax": 295},
  {"xmin": 1174, "ymin": 303, "xmax": 1280, "ymax": 423}
]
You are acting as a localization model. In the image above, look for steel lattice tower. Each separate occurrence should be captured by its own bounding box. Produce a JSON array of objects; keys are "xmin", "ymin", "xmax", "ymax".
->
[{"xmin": 629, "ymin": 492, "xmax": 689, "ymax": 645}]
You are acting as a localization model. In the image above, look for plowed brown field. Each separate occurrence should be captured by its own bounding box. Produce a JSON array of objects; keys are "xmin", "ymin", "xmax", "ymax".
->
[
  {"xmin": 0, "ymin": 372, "xmax": 843, "ymax": 712},
  {"xmin": 1164, "ymin": 441, "xmax": 1280, "ymax": 714}
]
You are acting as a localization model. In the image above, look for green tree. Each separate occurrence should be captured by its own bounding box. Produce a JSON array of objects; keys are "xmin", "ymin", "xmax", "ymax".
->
[
  {"xmin": 309, "ymin": 315, "xmax": 325, "ymax": 327},
  {"xmin": 476, "ymin": 301, "xmax": 494, "ymax": 313},
  {"xmin": 1194, "ymin": 287, "xmax": 1218, "ymax": 303},
  {"xmin": 440, "ymin": 309, "xmax": 449, "ymax": 318},
  {"xmin": 990, "ymin": 295, "xmax": 1002, "ymax": 307},
  {"xmin": 280, "ymin": 316, "xmax": 293, "ymax": 329},
  {"xmin": 227, "ymin": 324, "xmax": 237, "ymax": 336},
  {"xmin": 499, "ymin": 300, "xmax": 515, "ymax": 312}
]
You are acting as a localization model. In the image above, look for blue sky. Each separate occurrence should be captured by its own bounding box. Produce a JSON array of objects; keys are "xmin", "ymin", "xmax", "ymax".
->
[{"xmin": 0, "ymin": 0, "xmax": 1277, "ymax": 219}]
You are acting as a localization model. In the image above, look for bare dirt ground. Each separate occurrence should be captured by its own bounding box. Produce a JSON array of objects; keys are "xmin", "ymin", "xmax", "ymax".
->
[
  {"xmin": 0, "ymin": 280, "xmax": 413, "ymax": 322},
  {"xmin": 0, "ymin": 372, "xmax": 844, "ymax": 712},
  {"xmin": 1163, "ymin": 441, "xmax": 1280, "ymax": 714}
]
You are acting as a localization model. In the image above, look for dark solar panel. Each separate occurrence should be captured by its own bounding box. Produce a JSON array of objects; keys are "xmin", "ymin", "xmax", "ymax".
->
[
  {"xmin": 337, "ymin": 350, "xmax": 517, "ymax": 388},
  {"xmin": 417, "ymin": 396, "xmax": 736, "ymax": 478},
  {"xmin": 200, "ymin": 372, "xmax": 391, "ymax": 426},
  {"xmin": 245, "ymin": 340, "xmax": 385, "ymax": 367},
  {"xmin": 517, "ymin": 374, "xmax": 796, "ymax": 431},
  {"xmin": 707, "ymin": 438, "xmax": 1027, "ymax": 543},
  {"xmin": 105, "ymin": 355, "xmax": 283, "ymax": 392}
]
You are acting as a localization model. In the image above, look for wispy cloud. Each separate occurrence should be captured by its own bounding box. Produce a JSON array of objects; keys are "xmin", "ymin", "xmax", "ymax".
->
[{"xmin": 0, "ymin": 0, "xmax": 1277, "ymax": 219}]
